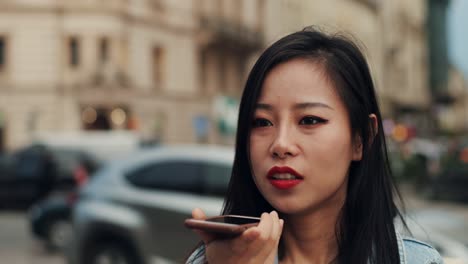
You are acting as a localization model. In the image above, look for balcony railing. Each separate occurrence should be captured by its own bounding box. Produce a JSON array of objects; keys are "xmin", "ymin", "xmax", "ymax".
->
[
  {"xmin": 354, "ymin": 0, "xmax": 380, "ymax": 11},
  {"xmin": 198, "ymin": 16, "xmax": 263, "ymax": 52}
]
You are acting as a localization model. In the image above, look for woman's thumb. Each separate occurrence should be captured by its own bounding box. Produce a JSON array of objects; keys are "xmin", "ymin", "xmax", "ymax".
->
[{"xmin": 191, "ymin": 208, "xmax": 216, "ymax": 244}]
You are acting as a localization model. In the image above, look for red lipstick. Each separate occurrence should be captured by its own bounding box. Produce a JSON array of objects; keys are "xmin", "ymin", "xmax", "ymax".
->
[{"xmin": 266, "ymin": 166, "xmax": 303, "ymax": 190}]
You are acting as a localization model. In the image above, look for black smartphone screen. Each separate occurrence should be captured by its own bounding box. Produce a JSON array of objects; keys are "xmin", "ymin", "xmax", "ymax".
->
[{"xmin": 206, "ymin": 216, "xmax": 260, "ymax": 225}]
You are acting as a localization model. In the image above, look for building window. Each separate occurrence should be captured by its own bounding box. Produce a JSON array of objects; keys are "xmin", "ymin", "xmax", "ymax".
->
[
  {"xmin": 235, "ymin": 0, "xmax": 243, "ymax": 23},
  {"xmin": 354, "ymin": 0, "xmax": 379, "ymax": 10},
  {"xmin": 0, "ymin": 37, "xmax": 6, "ymax": 71},
  {"xmin": 99, "ymin": 37, "xmax": 109, "ymax": 63},
  {"xmin": 81, "ymin": 106, "xmax": 131, "ymax": 130},
  {"xmin": 149, "ymin": 0, "xmax": 165, "ymax": 13},
  {"xmin": 217, "ymin": 0, "xmax": 224, "ymax": 17},
  {"xmin": 152, "ymin": 46, "xmax": 164, "ymax": 88},
  {"xmin": 256, "ymin": 0, "xmax": 265, "ymax": 31},
  {"xmin": 199, "ymin": 49, "xmax": 208, "ymax": 94},
  {"xmin": 218, "ymin": 55, "xmax": 226, "ymax": 93},
  {"xmin": 69, "ymin": 37, "xmax": 80, "ymax": 67}
]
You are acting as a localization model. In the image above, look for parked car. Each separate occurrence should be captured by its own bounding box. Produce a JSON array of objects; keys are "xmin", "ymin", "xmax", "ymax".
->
[
  {"xmin": 49, "ymin": 147, "xmax": 101, "ymax": 191},
  {"xmin": 28, "ymin": 146, "xmax": 101, "ymax": 250},
  {"xmin": 0, "ymin": 145, "xmax": 52, "ymax": 208},
  {"xmin": 429, "ymin": 140, "xmax": 468, "ymax": 202},
  {"xmin": 69, "ymin": 145, "xmax": 234, "ymax": 264},
  {"xmin": 0, "ymin": 144, "xmax": 101, "ymax": 209},
  {"xmin": 30, "ymin": 191, "xmax": 78, "ymax": 250}
]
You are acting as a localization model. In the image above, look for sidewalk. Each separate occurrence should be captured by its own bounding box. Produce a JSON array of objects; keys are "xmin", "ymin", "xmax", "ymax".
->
[
  {"xmin": 399, "ymin": 184, "xmax": 468, "ymax": 218},
  {"xmin": 398, "ymin": 183, "xmax": 468, "ymax": 246}
]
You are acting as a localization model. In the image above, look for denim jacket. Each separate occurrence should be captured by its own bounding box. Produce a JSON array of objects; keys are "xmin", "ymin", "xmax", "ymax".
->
[
  {"xmin": 187, "ymin": 231, "xmax": 443, "ymax": 264},
  {"xmin": 396, "ymin": 232, "xmax": 443, "ymax": 264}
]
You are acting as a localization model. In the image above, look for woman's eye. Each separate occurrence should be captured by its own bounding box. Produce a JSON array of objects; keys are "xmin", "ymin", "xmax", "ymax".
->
[
  {"xmin": 252, "ymin": 118, "xmax": 272, "ymax": 128},
  {"xmin": 299, "ymin": 116, "xmax": 327, "ymax": 125}
]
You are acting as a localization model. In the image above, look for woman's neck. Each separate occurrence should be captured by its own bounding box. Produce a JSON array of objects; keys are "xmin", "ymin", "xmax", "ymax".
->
[{"xmin": 280, "ymin": 198, "xmax": 344, "ymax": 264}]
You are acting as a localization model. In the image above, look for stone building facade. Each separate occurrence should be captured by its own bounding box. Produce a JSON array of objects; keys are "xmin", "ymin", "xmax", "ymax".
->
[
  {"xmin": 0, "ymin": 0, "xmax": 266, "ymax": 150},
  {"xmin": 1, "ymin": 0, "xmax": 465, "ymax": 150}
]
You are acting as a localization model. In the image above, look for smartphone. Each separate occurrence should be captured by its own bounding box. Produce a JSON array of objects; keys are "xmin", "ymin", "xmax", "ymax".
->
[{"xmin": 185, "ymin": 215, "xmax": 261, "ymax": 237}]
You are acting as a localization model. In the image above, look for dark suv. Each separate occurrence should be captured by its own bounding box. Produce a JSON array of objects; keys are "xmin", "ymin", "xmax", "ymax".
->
[{"xmin": 0, "ymin": 144, "xmax": 100, "ymax": 208}]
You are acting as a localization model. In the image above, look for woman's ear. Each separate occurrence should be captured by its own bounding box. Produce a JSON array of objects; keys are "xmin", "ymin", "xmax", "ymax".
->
[
  {"xmin": 352, "ymin": 114, "xmax": 378, "ymax": 161},
  {"xmin": 369, "ymin": 114, "xmax": 378, "ymax": 141},
  {"xmin": 352, "ymin": 136, "xmax": 363, "ymax": 161}
]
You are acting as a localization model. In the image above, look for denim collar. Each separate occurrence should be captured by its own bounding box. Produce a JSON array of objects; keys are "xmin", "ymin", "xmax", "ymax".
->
[{"xmin": 396, "ymin": 231, "xmax": 406, "ymax": 264}]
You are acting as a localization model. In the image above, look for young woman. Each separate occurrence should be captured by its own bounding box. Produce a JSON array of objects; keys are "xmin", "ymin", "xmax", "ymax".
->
[{"xmin": 187, "ymin": 27, "xmax": 442, "ymax": 264}]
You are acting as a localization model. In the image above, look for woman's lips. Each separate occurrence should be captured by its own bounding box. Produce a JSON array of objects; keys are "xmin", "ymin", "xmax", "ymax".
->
[
  {"xmin": 268, "ymin": 179, "xmax": 303, "ymax": 189},
  {"xmin": 267, "ymin": 166, "xmax": 304, "ymax": 190}
]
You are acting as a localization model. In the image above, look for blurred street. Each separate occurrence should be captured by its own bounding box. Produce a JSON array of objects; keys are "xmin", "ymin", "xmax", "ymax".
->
[
  {"xmin": 0, "ymin": 212, "xmax": 62, "ymax": 264},
  {"xmin": 401, "ymin": 184, "xmax": 468, "ymax": 247},
  {"xmin": 1, "ymin": 185, "xmax": 467, "ymax": 264},
  {"xmin": 0, "ymin": 0, "xmax": 467, "ymax": 263}
]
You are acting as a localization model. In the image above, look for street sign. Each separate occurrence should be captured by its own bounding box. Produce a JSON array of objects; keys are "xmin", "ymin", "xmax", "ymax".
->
[{"xmin": 213, "ymin": 95, "xmax": 239, "ymax": 136}]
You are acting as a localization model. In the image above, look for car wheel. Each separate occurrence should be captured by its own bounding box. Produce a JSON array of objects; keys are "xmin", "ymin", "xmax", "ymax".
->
[
  {"xmin": 47, "ymin": 219, "xmax": 72, "ymax": 251},
  {"xmin": 87, "ymin": 242, "xmax": 138, "ymax": 264}
]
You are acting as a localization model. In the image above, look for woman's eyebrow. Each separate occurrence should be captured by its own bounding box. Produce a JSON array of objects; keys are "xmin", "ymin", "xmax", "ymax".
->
[
  {"xmin": 294, "ymin": 102, "xmax": 334, "ymax": 110},
  {"xmin": 255, "ymin": 103, "xmax": 273, "ymax": 110},
  {"xmin": 255, "ymin": 102, "xmax": 334, "ymax": 111}
]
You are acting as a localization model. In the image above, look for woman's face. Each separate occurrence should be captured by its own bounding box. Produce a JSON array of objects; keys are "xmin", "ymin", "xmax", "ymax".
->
[{"xmin": 249, "ymin": 58, "xmax": 362, "ymax": 216}]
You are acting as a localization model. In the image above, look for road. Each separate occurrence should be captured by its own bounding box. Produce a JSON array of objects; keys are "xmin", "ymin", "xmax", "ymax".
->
[
  {"xmin": 0, "ymin": 211, "xmax": 63, "ymax": 264},
  {"xmin": 0, "ymin": 185, "xmax": 467, "ymax": 264}
]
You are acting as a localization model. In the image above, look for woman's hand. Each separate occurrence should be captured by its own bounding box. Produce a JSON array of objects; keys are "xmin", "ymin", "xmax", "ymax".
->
[{"xmin": 191, "ymin": 208, "xmax": 284, "ymax": 264}]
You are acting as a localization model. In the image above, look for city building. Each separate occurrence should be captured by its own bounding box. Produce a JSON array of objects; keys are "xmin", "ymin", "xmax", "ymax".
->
[
  {"xmin": 0, "ymin": 0, "xmax": 266, "ymax": 150},
  {"xmin": 438, "ymin": 66, "xmax": 468, "ymax": 133},
  {"xmin": 1, "ymin": 0, "xmax": 465, "ymax": 151}
]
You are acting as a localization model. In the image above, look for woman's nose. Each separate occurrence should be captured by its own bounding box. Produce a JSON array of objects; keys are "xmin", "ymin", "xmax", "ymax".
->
[{"xmin": 269, "ymin": 127, "xmax": 299, "ymax": 159}]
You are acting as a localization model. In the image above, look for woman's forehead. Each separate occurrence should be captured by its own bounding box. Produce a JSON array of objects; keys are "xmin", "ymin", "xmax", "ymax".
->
[{"xmin": 259, "ymin": 59, "xmax": 341, "ymax": 107}]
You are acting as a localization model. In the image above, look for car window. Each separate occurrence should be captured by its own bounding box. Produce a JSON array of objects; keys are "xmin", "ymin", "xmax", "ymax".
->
[
  {"xmin": 0, "ymin": 154, "xmax": 15, "ymax": 178},
  {"xmin": 126, "ymin": 160, "xmax": 203, "ymax": 195},
  {"xmin": 50, "ymin": 149, "xmax": 101, "ymax": 178},
  {"xmin": 51, "ymin": 150, "xmax": 82, "ymax": 177},
  {"xmin": 201, "ymin": 162, "xmax": 232, "ymax": 197},
  {"xmin": 14, "ymin": 148, "xmax": 44, "ymax": 178}
]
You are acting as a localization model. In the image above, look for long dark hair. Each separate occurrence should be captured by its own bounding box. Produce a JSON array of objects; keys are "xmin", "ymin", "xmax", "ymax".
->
[{"xmin": 222, "ymin": 27, "xmax": 405, "ymax": 264}]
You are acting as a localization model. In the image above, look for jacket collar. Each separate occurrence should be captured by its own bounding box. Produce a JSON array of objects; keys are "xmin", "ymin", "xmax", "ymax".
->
[{"xmin": 396, "ymin": 231, "xmax": 406, "ymax": 264}]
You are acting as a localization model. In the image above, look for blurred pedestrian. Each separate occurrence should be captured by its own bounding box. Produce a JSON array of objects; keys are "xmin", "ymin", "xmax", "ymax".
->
[{"xmin": 186, "ymin": 27, "xmax": 442, "ymax": 264}]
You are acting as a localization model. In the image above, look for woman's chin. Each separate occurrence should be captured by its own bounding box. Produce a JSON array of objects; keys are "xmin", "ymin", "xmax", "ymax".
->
[{"xmin": 270, "ymin": 202, "xmax": 308, "ymax": 216}]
